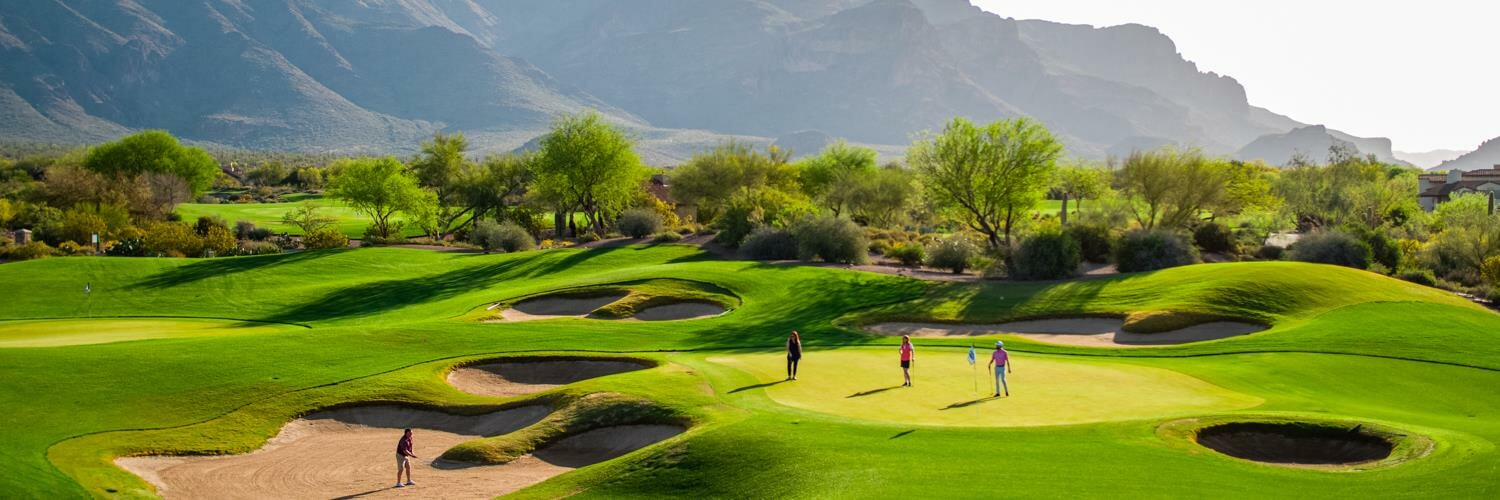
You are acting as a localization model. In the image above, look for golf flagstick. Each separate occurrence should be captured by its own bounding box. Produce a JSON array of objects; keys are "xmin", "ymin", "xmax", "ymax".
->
[{"xmin": 967, "ymin": 344, "xmax": 977, "ymax": 393}]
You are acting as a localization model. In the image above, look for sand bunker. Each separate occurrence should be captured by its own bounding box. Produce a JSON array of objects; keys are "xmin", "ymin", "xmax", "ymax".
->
[
  {"xmin": 1196, "ymin": 422, "xmax": 1394, "ymax": 466},
  {"xmin": 866, "ymin": 318, "xmax": 1265, "ymax": 348},
  {"xmin": 116, "ymin": 406, "xmax": 680, "ymax": 500},
  {"xmin": 632, "ymin": 302, "xmax": 726, "ymax": 321},
  {"xmin": 448, "ymin": 359, "xmax": 651, "ymax": 398},
  {"xmin": 496, "ymin": 293, "xmax": 627, "ymax": 322}
]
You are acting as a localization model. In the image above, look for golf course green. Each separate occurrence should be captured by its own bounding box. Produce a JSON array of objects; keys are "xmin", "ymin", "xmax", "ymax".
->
[{"xmin": 1, "ymin": 244, "xmax": 1498, "ymax": 498}]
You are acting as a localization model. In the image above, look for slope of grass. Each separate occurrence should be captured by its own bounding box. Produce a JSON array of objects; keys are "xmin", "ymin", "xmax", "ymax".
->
[{"xmin": 1, "ymin": 247, "xmax": 1497, "ymax": 498}]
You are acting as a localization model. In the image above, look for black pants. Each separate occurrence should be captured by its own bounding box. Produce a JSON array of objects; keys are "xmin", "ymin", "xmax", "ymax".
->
[{"xmin": 787, "ymin": 356, "xmax": 800, "ymax": 377}]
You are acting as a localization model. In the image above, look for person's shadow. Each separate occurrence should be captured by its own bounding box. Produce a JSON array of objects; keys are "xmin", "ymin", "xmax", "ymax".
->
[
  {"xmin": 333, "ymin": 488, "xmax": 387, "ymax": 499},
  {"xmin": 847, "ymin": 386, "xmax": 903, "ymax": 398},
  {"xmin": 941, "ymin": 396, "xmax": 1000, "ymax": 410},
  {"xmin": 728, "ymin": 380, "xmax": 787, "ymax": 394}
]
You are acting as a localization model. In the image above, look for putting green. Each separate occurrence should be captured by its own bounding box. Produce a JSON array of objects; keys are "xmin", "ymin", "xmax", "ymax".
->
[
  {"xmin": 710, "ymin": 348, "xmax": 1263, "ymax": 427},
  {"xmin": 0, "ymin": 318, "xmax": 295, "ymax": 348}
]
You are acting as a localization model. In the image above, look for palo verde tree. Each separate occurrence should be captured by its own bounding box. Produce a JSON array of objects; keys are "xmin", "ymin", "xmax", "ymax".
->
[
  {"xmin": 1114, "ymin": 147, "xmax": 1232, "ymax": 230},
  {"xmin": 1053, "ymin": 163, "xmax": 1108, "ymax": 225},
  {"xmin": 82, "ymin": 130, "xmax": 219, "ymax": 218},
  {"xmin": 799, "ymin": 141, "xmax": 879, "ymax": 218},
  {"xmin": 531, "ymin": 112, "xmax": 648, "ymax": 236},
  {"xmin": 409, "ymin": 131, "xmax": 479, "ymax": 238},
  {"xmin": 671, "ymin": 141, "xmax": 802, "ymax": 224},
  {"xmin": 327, "ymin": 156, "xmax": 434, "ymax": 240},
  {"xmin": 908, "ymin": 117, "xmax": 1062, "ymax": 248}
]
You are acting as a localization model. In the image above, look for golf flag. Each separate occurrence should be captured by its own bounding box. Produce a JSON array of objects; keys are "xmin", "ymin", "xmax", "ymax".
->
[
  {"xmin": 967, "ymin": 344, "xmax": 978, "ymax": 392},
  {"xmin": 84, "ymin": 282, "xmax": 91, "ymax": 294},
  {"xmin": 966, "ymin": 344, "xmax": 976, "ymax": 365}
]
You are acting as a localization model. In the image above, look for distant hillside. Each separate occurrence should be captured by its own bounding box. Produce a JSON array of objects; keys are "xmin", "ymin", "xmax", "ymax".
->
[
  {"xmin": 1436, "ymin": 137, "xmax": 1500, "ymax": 171},
  {"xmin": 1237, "ymin": 125, "xmax": 1406, "ymax": 166},
  {"xmin": 1396, "ymin": 149, "xmax": 1469, "ymax": 169},
  {"xmin": 0, "ymin": 0, "xmax": 1344, "ymax": 159}
]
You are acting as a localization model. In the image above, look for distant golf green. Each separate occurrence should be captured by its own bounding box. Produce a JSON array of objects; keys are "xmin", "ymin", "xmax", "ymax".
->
[{"xmin": 2, "ymin": 246, "xmax": 1498, "ymax": 498}]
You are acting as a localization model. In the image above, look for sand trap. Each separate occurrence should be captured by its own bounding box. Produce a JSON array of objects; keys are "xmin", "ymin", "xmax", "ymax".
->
[
  {"xmin": 496, "ymin": 293, "xmax": 627, "ymax": 322},
  {"xmin": 116, "ymin": 406, "xmax": 680, "ymax": 500},
  {"xmin": 1196, "ymin": 422, "xmax": 1393, "ymax": 466},
  {"xmin": 447, "ymin": 360, "xmax": 651, "ymax": 398},
  {"xmin": 632, "ymin": 302, "xmax": 726, "ymax": 321},
  {"xmin": 866, "ymin": 318, "xmax": 1266, "ymax": 348}
]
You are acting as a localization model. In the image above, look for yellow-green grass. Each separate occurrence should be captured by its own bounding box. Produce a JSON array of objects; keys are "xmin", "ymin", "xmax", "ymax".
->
[
  {"xmin": 176, "ymin": 200, "xmax": 395, "ymax": 238},
  {"xmin": 0, "ymin": 318, "xmax": 295, "ymax": 348},
  {"xmin": 709, "ymin": 348, "xmax": 1262, "ymax": 427}
]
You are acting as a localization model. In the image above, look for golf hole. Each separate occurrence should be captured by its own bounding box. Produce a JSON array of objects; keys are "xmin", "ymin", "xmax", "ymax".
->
[{"xmin": 1195, "ymin": 422, "xmax": 1395, "ymax": 466}]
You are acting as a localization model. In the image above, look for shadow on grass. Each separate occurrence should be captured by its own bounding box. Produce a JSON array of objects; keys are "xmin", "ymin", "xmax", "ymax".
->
[
  {"xmin": 941, "ymin": 396, "xmax": 1000, "ymax": 410},
  {"xmin": 847, "ymin": 386, "xmax": 902, "ymax": 398},
  {"xmin": 728, "ymin": 380, "xmax": 787, "ymax": 394},
  {"xmin": 889, "ymin": 429, "xmax": 916, "ymax": 440},
  {"xmin": 126, "ymin": 249, "xmax": 349, "ymax": 289}
]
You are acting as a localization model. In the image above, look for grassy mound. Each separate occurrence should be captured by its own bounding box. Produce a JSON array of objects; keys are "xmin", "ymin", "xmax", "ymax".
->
[
  {"xmin": 0, "ymin": 318, "xmax": 296, "ymax": 348},
  {"xmin": 442, "ymin": 392, "xmax": 690, "ymax": 464}
]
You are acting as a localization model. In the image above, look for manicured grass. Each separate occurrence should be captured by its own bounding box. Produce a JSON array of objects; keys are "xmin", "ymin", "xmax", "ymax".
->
[
  {"xmin": 176, "ymin": 198, "xmax": 394, "ymax": 238},
  {"xmin": 0, "ymin": 318, "xmax": 295, "ymax": 348},
  {"xmin": 708, "ymin": 348, "xmax": 1261, "ymax": 427},
  {"xmin": 1, "ymin": 245, "xmax": 1497, "ymax": 498}
]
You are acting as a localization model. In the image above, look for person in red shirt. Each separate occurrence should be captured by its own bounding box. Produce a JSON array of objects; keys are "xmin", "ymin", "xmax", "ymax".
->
[
  {"xmin": 395, "ymin": 428, "xmax": 416, "ymax": 488},
  {"xmin": 988, "ymin": 340, "xmax": 1014, "ymax": 397},
  {"xmin": 899, "ymin": 335, "xmax": 916, "ymax": 387}
]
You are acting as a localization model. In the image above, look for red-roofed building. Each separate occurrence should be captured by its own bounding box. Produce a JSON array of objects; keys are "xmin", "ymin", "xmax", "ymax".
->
[{"xmin": 1419, "ymin": 165, "xmax": 1500, "ymax": 211}]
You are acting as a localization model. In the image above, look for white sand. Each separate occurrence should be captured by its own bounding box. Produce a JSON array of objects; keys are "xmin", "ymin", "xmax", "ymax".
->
[
  {"xmin": 495, "ymin": 293, "xmax": 627, "ymax": 322},
  {"xmin": 866, "ymin": 318, "xmax": 1266, "ymax": 348}
]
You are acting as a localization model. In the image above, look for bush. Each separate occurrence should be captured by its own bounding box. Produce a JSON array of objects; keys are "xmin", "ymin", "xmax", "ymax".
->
[
  {"xmin": 234, "ymin": 220, "xmax": 258, "ymax": 240},
  {"xmin": 143, "ymin": 222, "xmax": 204, "ymax": 257},
  {"xmin": 887, "ymin": 243, "xmax": 926, "ymax": 267},
  {"xmin": 303, "ymin": 227, "xmax": 350, "ymax": 250},
  {"xmin": 926, "ymin": 236, "xmax": 980, "ymax": 274},
  {"xmin": 1193, "ymin": 222, "xmax": 1236, "ymax": 254},
  {"xmin": 1397, "ymin": 268, "xmax": 1438, "ymax": 287},
  {"xmin": 1287, "ymin": 231, "xmax": 1371, "ymax": 269},
  {"xmin": 6, "ymin": 241, "xmax": 54, "ymax": 260},
  {"xmin": 1065, "ymin": 224, "xmax": 1113, "ymax": 264},
  {"xmin": 739, "ymin": 226, "xmax": 799, "ymax": 260},
  {"xmin": 203, "ymin": 225, "xmax": 237, "ymax": 256},
  {"xmin": 1488, "ymin": 287, "xmax": 1500, "ymax": 304},
  {"xmin": 197, "ymin": 195, "xmax": 220, "ymax": 204},
  {"xmin": 1256, "ymin": 244, "xmax": 1284, "ymax": 261},
  {"xmin": 981, "ymin": 259, "xmax": 1008, "ymax": 279},
  {"xmin": 1011, "ymin": 231, "xmax": 1082, "ymax": 280},
  {"xmin": 232, "ymin": 241, "xmax": 283, "ymax": 256},
  {"xmin": 1114, "ymin": 229, "xmax": 1199, "ymax": 273},
  {"xmin": 492, "ymin": 221, "xmax": 536, "ymax": 252},
  {"xmin": 792, "ymin": 216, "xmax": 868, "ymax": 264},
  {"xmin": 868, "ymin": 239, "xmax": 892, "ymax": 256},
  {"xmin": 1365, "ymin": 231, "xmax": 1401, "ymax": 271},
  {"xmin": 194, "ymin": 215, "xmax": 229, "ymax": 237},
  {"xmin": 361, "ymin": 224, "xmax": 407, "ymax": 245},
  {"xmin": 651, "ymin": 231, "xmax": 683, "ymax": 243},
  {"xmin": 1480, "ymin": 255, "xmax": 1500, "ymax": 286},
  {"xmin": 58, "ymin": 240, "xmax": 91, "ymax": 256},
  {"xmin": 576, "ymin": 231, "xmax": 601, "ymax": 243},
  {"xmin": 59, "ymin": 209, "xmax": 107, "ymax": 248}
]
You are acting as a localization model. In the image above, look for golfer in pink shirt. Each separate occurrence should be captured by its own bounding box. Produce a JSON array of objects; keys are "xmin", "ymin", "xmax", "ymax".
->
[
  {"xmin": 900, "ymin": 335, "xmax": 916, "ymax": 387},
  {"xmin": 988, "ymin": 340, "xmax": 1013, "ymax": 397}
]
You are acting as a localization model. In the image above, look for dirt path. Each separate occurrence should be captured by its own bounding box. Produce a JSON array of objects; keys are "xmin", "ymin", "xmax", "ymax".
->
[
  {"xmin": 447, "ymin": 360, "xmax": 649, "ymax": 398},
  {"xmin": 866, "ymin": 318, "xmax": 1266, "ymax": 348}
]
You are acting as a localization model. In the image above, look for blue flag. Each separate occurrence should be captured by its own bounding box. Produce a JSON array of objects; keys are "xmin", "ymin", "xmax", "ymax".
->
[{"xmin": 967, "ymin": 344, "xmax": 976, "ymax": 365}]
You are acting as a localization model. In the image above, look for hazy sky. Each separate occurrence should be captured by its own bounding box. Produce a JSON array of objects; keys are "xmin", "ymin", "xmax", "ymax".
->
[{"xmin": 973, "ymin": 0, "xmax": 1497, "ymax": 152}]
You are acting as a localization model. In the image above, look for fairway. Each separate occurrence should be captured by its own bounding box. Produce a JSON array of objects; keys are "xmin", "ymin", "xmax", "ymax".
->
[
  {"xmin": 709, "ymin": 348, "xmax": 1263, "ymax": 427},
  {"xmin": 176, "ymin": 199, "xmax": 402, "ymax": 238},
  {"xmin": 0, "ymin": 318, "xmax": 296, "ymax": 348}
]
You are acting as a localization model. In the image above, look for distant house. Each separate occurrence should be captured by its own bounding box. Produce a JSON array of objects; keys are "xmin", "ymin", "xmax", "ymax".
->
[
  {"xmin": 1418, "ymin": 165, "xmax": 1500, "ymax": 211},
  {"xmin": 646, "ymin": 174, "xmax": 695, "ymax": 221}
]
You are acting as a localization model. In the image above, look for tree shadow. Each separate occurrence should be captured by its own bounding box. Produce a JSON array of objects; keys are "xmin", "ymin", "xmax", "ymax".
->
[
  {"xmin": 257, "ymin": 257, "xmax": 543, "ymax": 324},
  {"xmin": 847, "ymin": 386, "xmax": 902, "ymax": 398},
  {"xmin": 126, "ymin": 249, "xmax": 349, "ymax": 289}
]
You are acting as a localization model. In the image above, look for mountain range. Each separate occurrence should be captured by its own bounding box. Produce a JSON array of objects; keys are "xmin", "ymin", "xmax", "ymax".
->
[{"xmin": 0, "ymin": 0, "xmax": 1454, "ymax": 164}]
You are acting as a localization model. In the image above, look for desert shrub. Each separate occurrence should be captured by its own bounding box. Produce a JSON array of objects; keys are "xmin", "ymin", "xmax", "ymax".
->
[
  {"xmin": 868, "ymin": 239, "xmax": 892, "ymax": 256},
  {"xmin": 1256, "ymin": 244, "xmax": 1284, "ymax": 261},
  {"xmin": 202, "ymin": 225, "xmax": 236, "ymax": 255},
  {"xmin": 1193, "ymin": 222, "xmax": 1236, "ymax": 254},
  {"xmin": 652, "ymin": 231, "xmax": 683, "ymax": 243},
  {"xmin": 739, "ymin": 226, "xmax": 799, "ymax": 260},
  {"xmin": 143, "ymin": 222, "xmax": 204, "ymax": 257},
  {"xmin": 981, "ymin": 259, "xmax": 1008, "ymax": 279},
  {"xmin": 1346, "ymin": 226, "xmax": 1400, "ymax": 271},
  {"xmin": 1488, "ymin": 287, "xmax": 1500, "ymax": 304},
  {"xmin": 473, "ymin": 220, "xmax": 534, "ymax": 253},
  {"xmin": 360, "ymin": 224, "xmax": 406, "ymax": 245},
  {"xmin": 1483, "ymin": 255, "xmax": 1500, "ymax": 286},
  {"xmin": 303, "ymin": 227, "xmax": 349, "ymax": 250},
  {"xmin": 887, "ymin": 243, "xmax": 926, "ymax": 267},
  {"xmin": 194, "ymin": 215, "xmax": 229, "ymax": 237},
  {"xmin": 197, "ymin": 195, "xmax": 220, "ymax": 204},
  {"xmin": 234, "ymin": 221, "xmax": 258, "ymax": 240},
  {"xmin": 1011, "ymin": 230, "xmax": 1082, "ymax": 280},
  {"xmin": 711, "ymin": 203, "xmax": 758, "ymax": 248},
  {"xmin": 6, "ymin": 241, "xmax": 54, "ymax": 260},
  {"xmin": 1288, "ymin": 231, "xmax": 1371, "ymax": 269},
  {"xmin": 926, "ymin": 236, "xmax": 980, "ymax": 274},
  {"xmin": 1114, "ymin": 229, "xmax": 1199, "ymax": 273},
  {"xmin": 57, "ymin": 240, "xmax": 90, "ymax": 256},
  {"xmin": 232, "ymin": 241, "xmax": 283, "ymax": 256},
  {"xmin": 793, "ymin": 216, "xmax": 868, "ymax": 264},
  {"xmin": 1065, "ymin": 224, "xmax": 1113, "ymax": 263},
  {"xmin": 1396, "ymin": 268, "xmax": 1438, "ymax": 287},
  {"xmin": 576, "ymin": 231, "xmax": 601, "ymax": 243},
  {"xmin": 58, "ymin": 209, "xmax": 108, "ymax": 248}
]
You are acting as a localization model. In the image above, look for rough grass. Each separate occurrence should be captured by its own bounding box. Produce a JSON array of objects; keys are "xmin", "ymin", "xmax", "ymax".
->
[{"xmin": 1, "ymin": 247, "xmax": 1498, "ymax": 498}]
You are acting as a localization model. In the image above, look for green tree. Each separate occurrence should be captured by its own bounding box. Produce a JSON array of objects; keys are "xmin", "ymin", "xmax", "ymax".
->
[
  {"xmin": 908, "ymin": 117, "xmax": 1062, "ymax": 248},
  {"xmin": 410, "ymin": 131, "xmax": 479, "ymax": 238},
  {"xmin": 1115, "ymin": 147, "xmax": 1232, "ymax": 230},
  {"xmin": 848, "ymin": 163, "xmax": 917, "ymax": 227},
  {"xmin": 460, "ymin": 153, "xmax": 533, "ymax": 229},
  {"xmin": 327, "ymin": 157, "xmax": 432, "ymax": 240},
  {"xmin": 83, "ymin": 130, "xmax": 219, "ymax": 216},
  {"xmin": 799, "ymin": 141, "xmax": 878, "ymax": 217},
  {"xmin": 1053, "ymin": 163, "xmax": 1108, "ymax": 225},
  {"xmin": 671, "ymin": 141, "xmax": 801, "ymax": 224},
  {"xmin": 531, "ymin": 112, "xmax": 648, "ymax": 236},
  {"xmin": 1432, "ymin": 192, "xmax": 1500, "ymax": 273},
  {"xmin": 1274, "ymin": 145, "xmax": 1413, "ymax": 230},
  {"xmin": 279, "ymin": 202, "xmax": 337, "ymax": 234}
]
